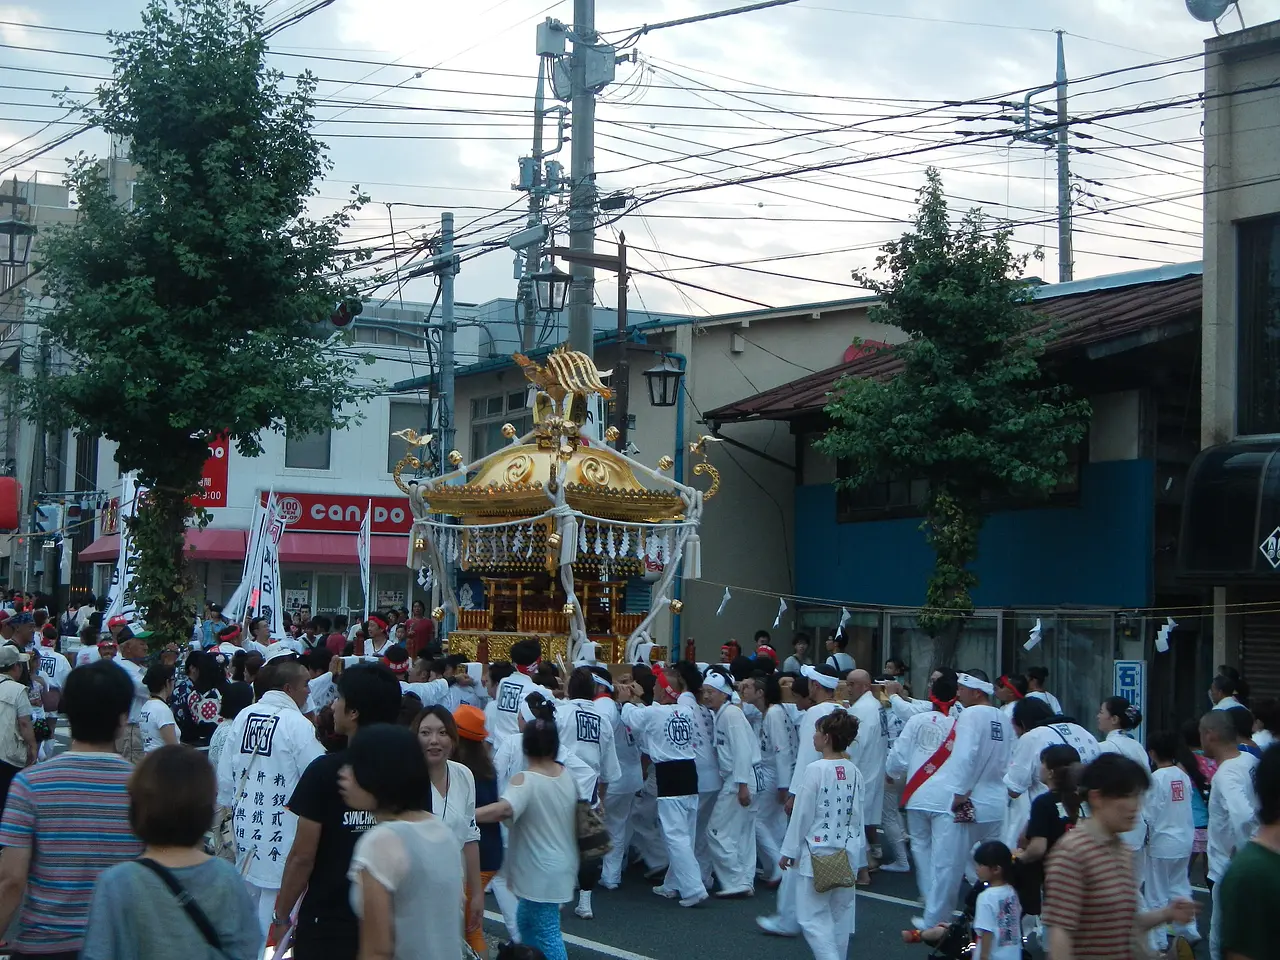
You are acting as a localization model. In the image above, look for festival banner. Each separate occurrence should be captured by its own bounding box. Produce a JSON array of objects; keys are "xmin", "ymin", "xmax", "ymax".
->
[
  {"xmin": 104, "ymin": 473, "xmax": 146, "ymax": 626},
  {"xmin": 224, "ymin": 494, "xmax": 267, "ymax": 625},
  {"xmin": 249, "ymin": 491, "xmax": 287, "ymax": 638},
  {"xmin": 357, "ymin": 499, "xmax": 372, "ymax": 623}
]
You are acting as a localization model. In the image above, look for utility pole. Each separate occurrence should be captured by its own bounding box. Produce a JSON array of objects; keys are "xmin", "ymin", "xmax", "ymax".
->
[
  {"xmin": 519, "ymin": 58, "xmax": 548, "ymax": 352},
  {"xmin": 439, "ymin": 212, "xmax": 456, "ymax": 465},
  {"xmin": 567, "ymin": 0, "xmax": 597, "ymax": 355},
  {"xmin": 1054, "ymin": 30, "xmax": 1073, "ymax": 282},
  {"xmin": 613, "ymin": 233, "xmax": 630, "ymax": 451}
]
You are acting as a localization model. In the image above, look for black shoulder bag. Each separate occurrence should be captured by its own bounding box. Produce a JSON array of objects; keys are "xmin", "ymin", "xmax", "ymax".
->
[{"xmin": 136, "ymin": 858, "xmax": 229, "ymax": 957}]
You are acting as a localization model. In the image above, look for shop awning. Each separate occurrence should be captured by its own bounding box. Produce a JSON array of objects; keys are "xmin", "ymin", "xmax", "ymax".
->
[
  {"xmin": 1178, "ymin": 440, "xmax": 1280, "ymax": 579},
  {"xmin": 278, "ymin": 532, "xmax": 409, "ymax": 567},
  {"xmin": 79, "ymin": 529, "xmax": 410, "ymax": 567},
  {"xmin": 77, "ymin": 528, "xmax": 249, "ymax": 563}
]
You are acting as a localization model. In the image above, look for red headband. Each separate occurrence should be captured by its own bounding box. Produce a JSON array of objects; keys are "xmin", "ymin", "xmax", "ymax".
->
[
  {"xmin": 651, "ymin": 664, "xmax": 677, "ymax": 700},
  {"xmin": 368, "ymin": 615, "xmax": 388, "ymax": 633},
  {"xmin": 382, "ymin": 656, "xmax": 410, "ymax": 675},
  {"xmin": 930, "ymin": 694, "xmax": 957, "ymax": 714},
  {"xmin": 998, "ymin": 675, "xmax": 1024, "ymax": 699},
  {"xmin": 515, "ymin": 659, "xmax": 541, "ymax": 676},
  {"xmin": 220, "ymin": 625, "xmax": 242, "ymax": 643}
]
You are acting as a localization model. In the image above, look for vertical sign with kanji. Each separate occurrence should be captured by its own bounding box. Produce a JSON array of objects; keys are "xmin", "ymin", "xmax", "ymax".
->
[{"xmin": 194, "ymin": 433, "xmax": 230, "ymax": 507}]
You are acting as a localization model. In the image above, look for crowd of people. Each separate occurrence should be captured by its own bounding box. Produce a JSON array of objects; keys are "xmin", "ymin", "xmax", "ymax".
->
[{"xmin": 0, "ymin": 590, "xmax": 1275, "ymax": 960}]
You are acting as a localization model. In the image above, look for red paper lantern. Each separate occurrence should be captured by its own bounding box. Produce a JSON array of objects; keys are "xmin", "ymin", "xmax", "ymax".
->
[{"xmin": 0, "ymin": 477, "xmax": 20, "ymax": 532}]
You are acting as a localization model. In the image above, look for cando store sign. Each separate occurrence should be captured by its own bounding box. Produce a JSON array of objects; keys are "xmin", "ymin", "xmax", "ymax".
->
[{"xmin": 269, "ymin": 492, "xmax": 411, "ymax": 535}]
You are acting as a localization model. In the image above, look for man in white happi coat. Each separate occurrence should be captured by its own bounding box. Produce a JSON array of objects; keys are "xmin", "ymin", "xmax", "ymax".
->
[
  {"xmin": 216, "ymin": 657, "xmax": 325, "ymax": 936},
  {"xmin": 925, "ymin": 670, "xmax": 1012, "ymax": 929},
  {"xmin": 703, "ymin": 668, "xmax": 762, "ymax": 897},
  {"xmin": 845, "ymin": 668, "xmax": 888, "ymax": 881},
  {"xmin": 886, "ymin": 675, "xmax": 960, "ymax": 912},
  {"xmin": 756, "ymin": 664, "xmax": 842, "ymax": 938}
]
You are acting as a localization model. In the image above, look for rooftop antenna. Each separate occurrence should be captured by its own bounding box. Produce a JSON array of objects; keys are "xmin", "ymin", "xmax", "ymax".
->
[{"xmin": 1186, "ymin": 0, "xmax": 1246, "ymax": 31}]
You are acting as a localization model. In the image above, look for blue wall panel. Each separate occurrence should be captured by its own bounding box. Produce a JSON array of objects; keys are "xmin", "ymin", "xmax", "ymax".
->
[{"xmin": 795, "ymin": 459, "xmax": 1154, "ymax": 609}]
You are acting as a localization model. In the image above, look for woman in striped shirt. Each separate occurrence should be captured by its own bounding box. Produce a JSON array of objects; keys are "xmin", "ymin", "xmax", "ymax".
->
[{"xmin": 1043, "ymin": 754, "xmax": 1198, "ymax": 960}]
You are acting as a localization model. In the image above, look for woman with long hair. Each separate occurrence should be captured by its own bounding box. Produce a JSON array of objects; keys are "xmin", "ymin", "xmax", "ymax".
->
[
  {"xmin": 1015, "ymin": 743, "xmax": 1082, "ymax": 917},
  {"xmin": 477, "ymin": 698, "xmax": 578, "ymax": 960},
  {"xmin": 413, "ymin": 706, "xmax": 484, "ymax": 941},
  {"xmin": 341, "ymin": 724, "xmax": 464, "ymax": 960}
]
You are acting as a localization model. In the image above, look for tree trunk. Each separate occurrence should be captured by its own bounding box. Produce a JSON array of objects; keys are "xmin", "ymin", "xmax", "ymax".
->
[
  {"xmin": 129, "ymin": 483, "xmax": 198, "ymax": 651},
  {"xmin": 918, "ymin": 488, "xmax": 980, "ymax": 638}
]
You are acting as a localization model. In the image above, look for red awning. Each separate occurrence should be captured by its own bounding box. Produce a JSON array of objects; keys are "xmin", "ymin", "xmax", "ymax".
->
[
  {"xmin": 277, "ymin": 532, "xmax": 408, "ymax": 567},
  {"xmin": 78, "ymin": 528, "xmax": 249, "ymax": 563}
]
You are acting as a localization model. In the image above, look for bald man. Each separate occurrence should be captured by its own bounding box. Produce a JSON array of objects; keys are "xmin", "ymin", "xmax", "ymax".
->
[{"xmin": 846, "ymin": 669, "xmax": 888, "ymax": 881}]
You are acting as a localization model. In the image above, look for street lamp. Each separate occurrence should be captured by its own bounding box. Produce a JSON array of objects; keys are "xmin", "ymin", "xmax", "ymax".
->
[
  {"xmin": 0, "ymin": 215, "xmax": 34, "ymax": 267},
  {"xmin": 644, "ymin": 354, "xmax": 685, "ymax": 408},
  {"xmin": 531, "ymin": 265, "xmax": 571, "ymax": 313}
]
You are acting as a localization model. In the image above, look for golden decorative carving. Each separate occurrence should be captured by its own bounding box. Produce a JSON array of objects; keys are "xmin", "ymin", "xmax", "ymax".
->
[
  {"xmin": 413, "ymin": 537, "xmax": 426, "ymax": 551},
  {"xmin": 431, "ymin": 606, "xmax": 445, "ymax": 621},
  {"xmin": 562, "ymin": 602, "xmax": 576, "ymax": 615},
  {"xmin": 501, "ymin": 423, "xmax": 517, "ymax": 439},
  {"xmin": 448, "ymin": 450, "xmax": 464, "ymax": 467},
  {"xmin": 669, "ymin": 598, "xmax": 684, "ymax": 614},
  {"xmin": 604, "ymin": 425, "xmax": 620, "ymax": 443},
  {"xmin": 657, "ymin": 455, "xmax": 674, "ymax": 471},
  {"xmin": 504, "ymin": 453, "xmax": 534, "ymax": 485},
  {"xmin": 693, "ymin": 461, "xmax": 721, "ymax": 500},
  {"xmin": 579, "ymin": 456, "xmax": 612, "ymax": 487},
  {"xmin": 547, "ymin": 532, "xmax": 562, "ymax": 549},
  {"xmin": 390, "ymin": 429, "xmax": 434, "ymax": 494}
]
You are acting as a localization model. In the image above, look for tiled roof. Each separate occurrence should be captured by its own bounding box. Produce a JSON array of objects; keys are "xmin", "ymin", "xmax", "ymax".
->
[{"xmin": 705, "ymin": 269, "xmax": 1203, "ymax": 424}]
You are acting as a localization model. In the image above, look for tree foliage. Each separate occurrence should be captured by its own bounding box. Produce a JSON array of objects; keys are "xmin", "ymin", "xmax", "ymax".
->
[
  {"xmin": 818, "ymin": 169, "xmax": 1090, "ymax": 638},
  {"xmin": 25, "ymin": 0, "xmax": 373, "ymax": 643}
]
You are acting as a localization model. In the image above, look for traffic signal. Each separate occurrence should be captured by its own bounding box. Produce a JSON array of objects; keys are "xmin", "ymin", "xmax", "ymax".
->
[
  {"xmin": 34, "ymin": 503, "xmax": 62, "ymax": 533},
  {"xmin": 331, "ymin": 298, "xmax": 363, "ymax": 328}
]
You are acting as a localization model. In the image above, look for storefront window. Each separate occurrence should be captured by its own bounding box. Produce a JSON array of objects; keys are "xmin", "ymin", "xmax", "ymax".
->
[
  {"xmin": 1238, "ymin": 215, "xmax": 1280, "ymax": 436},
  {"xmin": 888, "ymin": 613, "xmax": 999, "ymax": 699},
  {"xmin": 1007, "ymin": 612, "xmax": 1112, "ymax": 727},
  {"xmin": 798, "ymin": 607, "xmax": 880, "ymax": 673},
  {"xmin": 373, "ymin": 572, "xmax": 409, "ymax": 613}
]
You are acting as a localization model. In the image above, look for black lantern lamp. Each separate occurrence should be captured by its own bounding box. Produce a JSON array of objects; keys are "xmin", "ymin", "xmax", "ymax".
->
[
  {"xmin": 644, "ymin": 354, "xmax": 685, "ymax": 408},
  {"xmin": 531, "ymin": 264, "xmax": 571, "ymax": 312}
]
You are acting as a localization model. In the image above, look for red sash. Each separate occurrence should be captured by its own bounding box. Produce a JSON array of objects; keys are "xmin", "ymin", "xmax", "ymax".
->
[{"xmin": 899, "ymin": 717, "xmax": 957, "ymax": 807}]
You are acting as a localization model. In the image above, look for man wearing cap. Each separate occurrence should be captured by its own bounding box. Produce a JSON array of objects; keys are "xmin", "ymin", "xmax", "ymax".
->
[
  {"xmin": 0, "ymin": 646, "xmax": 36, "ymax": 810},
  {"xmin": 757, "ymin": 663, "xmax": 843, "ymax": 938},
  {"xmin": 702, "ymin": 667, "xmax": 761, "ymax": 898},
  {"xmin": 5, "ymin": 612, "xmax": 35, "ymax": 656},
  {"xmin": 923, "ymin": 669, "xmax": 1012, "ymax": 929}
]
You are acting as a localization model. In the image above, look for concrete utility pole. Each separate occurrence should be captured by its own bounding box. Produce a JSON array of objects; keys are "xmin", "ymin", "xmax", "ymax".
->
[
  {"xmin": 567, "ymin": 0, "xmax": 598, "ymax": 355},
  {"xmin": 439, "ymin": 211, "xmax": 456, "ymax": 464},
  {"xmin": 520, "ymin": 58, "xmax": 548, "ymax": 352},
  {"xmin": 1054, "ymin": 30, "xmax": 1073, "ymax": 283},
  {"xmin": 613, "ymin": 233, "xmax": 630, "ymax": 451}
]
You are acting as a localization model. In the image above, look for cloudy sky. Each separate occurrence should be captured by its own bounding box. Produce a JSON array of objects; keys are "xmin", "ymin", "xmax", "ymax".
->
[{"xmin": 0, "ymin": 0, "xmax": 1269, "ymax": 318}]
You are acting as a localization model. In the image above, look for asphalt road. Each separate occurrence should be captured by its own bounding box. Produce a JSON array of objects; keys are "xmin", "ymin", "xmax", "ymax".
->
[{"xmin": 481, "ymin": 857, "xmax": 1214, "ymax": 960}]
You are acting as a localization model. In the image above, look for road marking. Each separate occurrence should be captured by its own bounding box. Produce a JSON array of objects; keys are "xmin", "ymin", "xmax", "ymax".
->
[
  {"xmin": 856, "ymin": 889, "xmax": 921, "ymax": 908},
  {"xmin": 484, "ymin": 911, "xmax": 658, "ymax": 960}
]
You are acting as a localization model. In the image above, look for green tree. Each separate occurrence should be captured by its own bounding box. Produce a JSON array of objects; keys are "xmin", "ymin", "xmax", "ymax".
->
[
  {"xmin": 25, "ymin": 0, "xmax": 372, "ymax": 644},
  {"xmin": 818, "ymin": 169, "xmax": 1089, "ymax": 642}
]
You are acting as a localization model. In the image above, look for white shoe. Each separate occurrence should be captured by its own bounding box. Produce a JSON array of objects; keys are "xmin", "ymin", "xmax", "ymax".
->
[
  {"xmin": 911, "ymin": 916, "xmax": 928, "ymax": 931},
  {"xmin": 880, "ymin": 859, "xmax": 911, "ymax": 873},
  {"xmin": 652, "ymin": 885, "xmax": 679, "ymax": 899},
  {"xmin": 756, "ymin": 915, "xmax": 800, "ymax": 937},
  {"xmin": 598, "ymin": 880, "xmax": 619, "ymax": 891},
  {"xmin": 575, "ymin": 891, "xmax": 593, "ymax": 919},
  {"xmin": 715, "ymin": 886, "xmax": 754, "ymax": 898},
  {"xmin": 679, "ymin": 892, "xmax": 708, "ymax": 908}
]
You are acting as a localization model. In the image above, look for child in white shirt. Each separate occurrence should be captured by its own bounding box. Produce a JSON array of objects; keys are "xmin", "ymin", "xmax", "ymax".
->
[{"xmin": 971, "ymin": 841, "xmax": 1023, "ymax": 960}]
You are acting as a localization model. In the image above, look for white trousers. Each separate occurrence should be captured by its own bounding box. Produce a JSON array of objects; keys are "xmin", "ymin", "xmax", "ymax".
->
[
  {"xmin": 905, "ymin": 810, "xmax": 942, "ymax": 906},
  {"xmin": 920, "ymin": 814, "xmax": 1001, "ymax": 926},
  {"xmin": 630, "ymin": 789, "xmax": 668, "ymax": 872},
  {"xmin": 1145, "ymin": 855, "xmax": 1198, "ymax": 950},
  {"xmin": 488, "ymin": 872, "xmax": 521, "ymax": 941},
  {"xmin": 1209, "ymin": 880, "xmax": 1222, "ymax": 960},
  {"xmin": 601, "ymin": 789, "xmax": 638, "ymax": 886},
  {"xmin": 754, "ymin": 786, "xmax": 787, "ymax": 882},
  {"xmin": 795, "ymin": 874, "xmax": 856, "ymax": 960},
  {"xmin": 880, "ymin": 783, "xmax": 907, "ymax": 864},
  {"xmin": 695, "ymin": 790, "xmax": 718, "ymax": 887},
  {"xmin": 657, "ymin": 794, "xmax": 707, "ymax": 901},
  {"xmin": 1002, "ymin": 792, "xmax": 1030, "ymax": 849},
  {"xmin": 708, "ymin": 782, "xmax": 758, "ymax": 893},
  {"xmin": 244, "ymin": 880, "xmax": 277, "ymax": 938}
]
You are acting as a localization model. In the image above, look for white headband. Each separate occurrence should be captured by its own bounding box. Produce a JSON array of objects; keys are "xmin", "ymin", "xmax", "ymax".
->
[
  {"xmin": 957, "ymin": 673, "xmax": 994, "ymax": 695},
  {"xmin": 519, "ymin": 695, "xmax": 552, "ymax": 723},
  {"xmin": 704, "ymin": 671, "xmax": 734, "ymax": 696},
  {"xmin": 801, "ymin": 664, "xmax": 840, "ymax": 690},
  {"xmin": 593, "ymin": 673, "xmax": 614, "ymax": 693}
]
